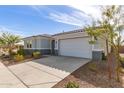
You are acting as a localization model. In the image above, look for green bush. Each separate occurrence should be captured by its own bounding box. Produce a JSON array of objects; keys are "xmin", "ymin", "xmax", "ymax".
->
[
  {"xmin": 13, "ymin": 54, "xmax": 24, "ymax": 62},
  {"xmin": 89, "ymin": 40, "xmax": 96, "ymax": 44},
  {"xmin": 33, "ymin": 51, "xmax": 41, "ymax": 58},
  {"xmin": 65, "ymin": 81, "xmax": 79, "ymax": 88},
  {"xmin": 17, "ymin": 49, "xmax": 25, "ymax": 56}
]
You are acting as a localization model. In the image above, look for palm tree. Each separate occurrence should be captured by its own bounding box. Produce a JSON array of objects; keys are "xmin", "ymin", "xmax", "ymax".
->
[{"xmin": 0, "ymin": 32, "xmax": 21, "ymax": 56}]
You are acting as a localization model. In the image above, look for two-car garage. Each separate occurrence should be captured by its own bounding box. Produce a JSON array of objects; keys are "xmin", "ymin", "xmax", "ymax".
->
[
  {"xmin": 53, "ymin": 30, "xmax": 93, "ymax": 59},
  {"xmin": 59, "ymin": 37, "xmax": 92, "ymax": 59}
]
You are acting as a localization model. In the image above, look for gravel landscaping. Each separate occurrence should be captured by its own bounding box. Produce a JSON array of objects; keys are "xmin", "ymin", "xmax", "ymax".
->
[
  {"xmin": 0, "ymin": 55, "xmax": 43, "ymax": 66},
  {"xmin": 53, "ymin": 59, "xmax": 124, "ymax": 88},
  {"xmin": 0, "ymin": 57, "xmax": 34, "ymax": 66}
]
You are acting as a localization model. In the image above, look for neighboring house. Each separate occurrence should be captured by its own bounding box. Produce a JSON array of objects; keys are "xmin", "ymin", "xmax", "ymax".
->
[
  {"xmin": 23, "ymin": 29, "xmax": 111, "ymax": 60},
  {"xmin": 15, "ymin": 40, "xmax": 24, "ymax": 49}
]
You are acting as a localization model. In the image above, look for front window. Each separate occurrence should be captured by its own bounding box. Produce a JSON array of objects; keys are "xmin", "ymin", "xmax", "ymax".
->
[
  {"xmin": 29, "ymin": 43, "xmax": 32, "ymax": 48},
  {"xmin": 27, "ymin": 40, "xmax": 32, "ymax": 48},
  {"xmin": 27, "ymin": 43, "xmax": 29, "ymax": 48}
]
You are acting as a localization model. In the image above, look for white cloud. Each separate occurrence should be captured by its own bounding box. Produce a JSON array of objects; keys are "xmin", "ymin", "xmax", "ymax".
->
[
  {"xmin": 70, "ymin": 5, "xmax": 101, "ymax": 19},
  {"xmin": 48, "ymin": 11, "xmax": 92, "ymax": 26},
  {"xmin": 30, "ymin": 5, "xmax": 101, "ymax": 27},
  {"xmin": 30, "ymin": 5, "xmax": 43, "ymax": 15}
]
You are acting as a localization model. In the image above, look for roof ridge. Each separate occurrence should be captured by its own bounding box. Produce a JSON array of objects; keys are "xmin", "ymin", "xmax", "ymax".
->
[{"xmin": 52, "ymin": 29, "xmax": 84, "ymax": 36}]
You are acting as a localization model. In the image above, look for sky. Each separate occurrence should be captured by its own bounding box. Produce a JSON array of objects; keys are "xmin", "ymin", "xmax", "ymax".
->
[{"xmin": 0, "ymin": 5, "xmax": 102, "ymax": 37}]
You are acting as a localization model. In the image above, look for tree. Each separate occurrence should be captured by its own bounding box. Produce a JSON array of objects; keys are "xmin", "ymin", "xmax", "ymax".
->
[
  {"xmin": 85, "ymin": 21, "xmax": 113, "ymax": 80},
  {"xmin": 85, "ymin": 5, "xmax": 124, "ymax": 82},
  {"xmin": 0, "ymin": 32, "xmax": 21, "ymax": 56}
]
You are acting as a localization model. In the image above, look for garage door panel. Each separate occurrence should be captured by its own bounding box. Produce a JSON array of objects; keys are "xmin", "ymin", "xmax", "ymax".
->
[{"xmin": 59, "ymin": 37, "xmax": 92, "ymax": 58}]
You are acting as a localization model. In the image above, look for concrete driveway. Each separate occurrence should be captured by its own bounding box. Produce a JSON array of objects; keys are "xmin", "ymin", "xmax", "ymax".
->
[{"xmin": 8, "ymin": 56, "xmax": 90, "ymax": 88}]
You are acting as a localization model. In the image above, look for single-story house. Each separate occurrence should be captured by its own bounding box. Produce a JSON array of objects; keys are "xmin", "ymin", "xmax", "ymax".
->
[{"xmin": 23, "ymin": 29, "xmax": 111, "ymax": 60}]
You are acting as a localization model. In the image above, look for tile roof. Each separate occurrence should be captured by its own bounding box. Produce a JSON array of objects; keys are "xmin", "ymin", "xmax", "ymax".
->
[{"xmin": 23, "ymin": 29, "xmax": 84, "ymax": 39}]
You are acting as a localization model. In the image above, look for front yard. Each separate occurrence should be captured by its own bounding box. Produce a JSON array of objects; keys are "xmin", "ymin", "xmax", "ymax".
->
[
  {"xmin": 0, "ymin": 50, "xmax": 42, "ymax": 66},
  {"xmin": 53, "ymin": 57, "xmax": 124, "ymax": 88},
  {"xmin": 1, "ymin": 52, "xmax": 124, "ymax": 88},
  {"xmin": 0, "ymin": 56, "xmax": 90, "ymax": 88}
]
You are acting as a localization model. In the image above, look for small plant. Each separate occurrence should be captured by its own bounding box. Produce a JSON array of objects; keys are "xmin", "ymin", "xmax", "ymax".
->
[
  {"xmin": 89, "ymin": 40, "xmax": 96, "ymax": 44},
  {"xmin": 65, "ymin": 81, "xmax": 79, "ymax": 88},
  {"xmin": 14, "ymin": 54, "xmax": 24, "ymax": 62},
  {"xmin": 17, "ymin": 49, "xmax": 25, "ymax": 56},
  {"xmin": 33, "ymin": 51, "xmax": 41, "ymax": 59},
  {"xmin": 88, "ymin": 63, "xmax": 97, "ymax": 72}
]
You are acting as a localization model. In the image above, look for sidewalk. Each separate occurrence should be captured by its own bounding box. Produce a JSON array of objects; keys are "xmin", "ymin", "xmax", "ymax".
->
[{"xmin": 0, "ymin": 62, "xmax": 26, "ymax": 88}]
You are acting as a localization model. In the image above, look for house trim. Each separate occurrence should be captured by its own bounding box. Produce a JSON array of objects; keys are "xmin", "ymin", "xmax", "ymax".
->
[{"xmin": 56, "ymin": 36, "xmax": 90, "ymax": 40}]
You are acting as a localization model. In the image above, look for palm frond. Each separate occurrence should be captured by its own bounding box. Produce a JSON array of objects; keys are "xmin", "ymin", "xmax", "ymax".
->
[{"xmin": 0, "ymin": 32, "xmax": 21, "ymax": 47}]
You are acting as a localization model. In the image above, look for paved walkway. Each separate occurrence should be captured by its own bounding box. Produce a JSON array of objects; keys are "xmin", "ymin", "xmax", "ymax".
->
[
  {"xmin": 0, "ymin": 56, "xmax": 90, "ymax": 88},
  {"xmin": 0, "ymin": 62, "xmax": 26, "ymax": 88}
]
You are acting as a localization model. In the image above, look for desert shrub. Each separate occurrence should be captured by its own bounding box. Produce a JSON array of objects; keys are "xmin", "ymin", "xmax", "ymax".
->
[
  {"xmin": 89, "ymin": 40, "xmax": 96, "ymax": 44},
  {"xmin": 33, "ymin": 51, "xmax": 41, "ymax": 59},
  {"xmin": 13, "ymin": 54, "xmax": 24, "ymax": 62},
  {"xmin": 88, "ymin": 63, "xmax": 97, "ymax": 72},
  {"xmin": 65, "ymin": 81, "xmax": 79, "ymax": 88},
  {"xmin": 17, "ymin": 49, "xmax": 25, "ymax": 56}
]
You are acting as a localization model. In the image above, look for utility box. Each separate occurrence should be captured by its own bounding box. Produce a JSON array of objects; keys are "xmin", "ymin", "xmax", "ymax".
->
[{"xmin": 92, "ymin": 49, "xmax": 103, "ymax": 61}]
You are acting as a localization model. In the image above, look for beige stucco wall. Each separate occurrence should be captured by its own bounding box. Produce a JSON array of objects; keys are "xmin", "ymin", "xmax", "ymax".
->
[
  {"xmin": 53, "ymin": 31, "xmax": 110, "ymax": 55},
  {"xmin": 52, "ymin": 32, "xmax": 90, "ymax": 50}
]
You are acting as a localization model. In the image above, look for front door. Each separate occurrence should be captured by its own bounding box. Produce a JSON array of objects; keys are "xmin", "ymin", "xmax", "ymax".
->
[{"xmin": 51, "ymin": 40, "xmax": 55, "ymax": 55}]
